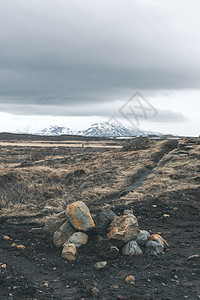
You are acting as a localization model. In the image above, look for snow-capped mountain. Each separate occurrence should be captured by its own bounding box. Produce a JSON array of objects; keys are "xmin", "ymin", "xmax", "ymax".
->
[
  {"xmin": 14, "ymin": 122, "xmax": 162, "ymax": 138},
  {"xmin": 36, "ymin": 126, "xmax": 73, "ymax": 136},
  {"xmin": 76, "ymin": 122, "xmax": 145, "ymax": 137},
  {"xmin": 15, "ymin": 126, "xmax": 73, "ymax": 136}
]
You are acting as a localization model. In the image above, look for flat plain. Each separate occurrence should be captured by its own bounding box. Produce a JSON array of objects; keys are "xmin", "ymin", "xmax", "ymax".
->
[{"xmin": 0, "ymin": 136, "xmax": 200, "ymax": 299}]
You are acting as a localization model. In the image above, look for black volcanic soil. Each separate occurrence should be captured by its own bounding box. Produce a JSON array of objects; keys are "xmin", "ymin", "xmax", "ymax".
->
[
  {"xmin": 1, "ymin": 137, "xmax": 200, "ymax": 299},
  {"xmin": 1, "ymin": 198, "xmax": 200, "ymax": 300},
  {"xmin": 0, "ymin": 132, "xmax": 113, "ymax": 142}
]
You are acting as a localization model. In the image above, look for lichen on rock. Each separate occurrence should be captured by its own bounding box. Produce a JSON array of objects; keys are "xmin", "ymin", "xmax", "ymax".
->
[{"xmin": 66, "ymin": 201, "xmax": 95, "ymax": 231}]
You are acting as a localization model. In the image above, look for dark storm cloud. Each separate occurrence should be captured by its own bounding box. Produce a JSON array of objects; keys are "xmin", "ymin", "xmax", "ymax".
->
[{"xmin": 0, "ymin": 0, "xmax": 200, "ymax": 114}]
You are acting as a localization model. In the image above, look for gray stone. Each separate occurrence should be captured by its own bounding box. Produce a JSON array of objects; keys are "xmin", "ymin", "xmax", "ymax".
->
[
  {"xmin": 43, "ymin": 211, "xmax": 67, "ymax": 241},
  {"xmin": 122, "ymin": 241, "xmax": 142, "ymax": 256},
  {"xmin": 145, "ymin": 240, "xmax": 164, "ymax": 255},
  {"xmin": 94, "ymin": 208, "xmax": 116, "ymax": 234},
  {"xmin": 136, "ymin": 230, "xmax": 150, "ymax": 246},
  {"xmin": 94, "ymin": 261, "xmax": 107, "ymax": 270},
  {"xmin": 65, "ymin": 231, "xmax": 88, "ymax": 248},
  {"xmin": 110, "ymin": 245, "xmax": 120, "ymax": 255},
  {"xmin": 53, "ymin": 220, "xmax": 75, "ymax": 247},
  {"xmin": 148, "ymin": 234, "xmax": 169, "ymax": 249}
]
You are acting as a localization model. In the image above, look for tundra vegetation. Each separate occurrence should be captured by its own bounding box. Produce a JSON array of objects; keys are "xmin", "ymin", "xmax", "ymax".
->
[{"xmin": 0, "ymin": 137, "xmax": 200, "ymax": 299}]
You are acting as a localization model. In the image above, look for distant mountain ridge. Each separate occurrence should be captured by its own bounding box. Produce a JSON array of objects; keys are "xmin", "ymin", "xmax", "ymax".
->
[
  {"xmin": 15, "ymin": 122, "xmax": 162, "ymax": 138},
  {"xmin": 38, "ymin": 126, "xmax": 73, "ymax": 136},
  {"xmin": 76, "ymin": 122, "xmax": 149, "ymax": 137}
]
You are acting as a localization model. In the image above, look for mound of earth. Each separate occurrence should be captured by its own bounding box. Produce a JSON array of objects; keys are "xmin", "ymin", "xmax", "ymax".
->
[{"xmin": 121, "ymin": 137, "xmax": 152, "ymax": 151}]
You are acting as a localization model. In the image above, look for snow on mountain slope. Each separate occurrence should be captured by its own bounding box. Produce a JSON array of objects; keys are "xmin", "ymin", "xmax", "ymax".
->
[
  {"xmin": 76, "ymin": 122, "xmax": 143, "ymax": 137},
  {"xmin": 14, "ymin": 122, "xmax": 162, "ymax": 137},
  {"xmin": 14, "ymin": 126, "xmax": 73, "ymax": 136},
  {"xmin": 37, "ymin": 126, "xmax": 73, "ymax": 136}
]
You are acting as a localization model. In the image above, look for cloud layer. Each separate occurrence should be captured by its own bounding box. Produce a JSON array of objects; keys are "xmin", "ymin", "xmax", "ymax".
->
[{"xmin": 0, "ymin": 0, "xmax": 200, "ymax": 115}]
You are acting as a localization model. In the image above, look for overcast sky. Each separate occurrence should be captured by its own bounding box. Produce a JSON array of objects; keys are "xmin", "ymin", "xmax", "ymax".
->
[{"xmin": 0, "ymin": 0, "xmax": 200, "ymax": 135}]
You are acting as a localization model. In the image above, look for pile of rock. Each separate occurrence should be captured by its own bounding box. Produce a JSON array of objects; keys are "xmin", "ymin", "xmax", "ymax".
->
[
  {"xmin": 43, "ymin": 201, "xmax": 169, "ymax": 261},
  {"xmin": 121, "ymin": 137, "xmax": 152, "ymax": 151}
]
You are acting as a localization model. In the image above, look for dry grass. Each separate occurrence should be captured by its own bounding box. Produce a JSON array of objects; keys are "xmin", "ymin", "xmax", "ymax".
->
[
  {"xmin": 0, "ymin": 140, "xmax": 121, "ymax": 148},
  {"xmin": 0, "ymin": 137, "xmax": 199, "ymax": 220}
]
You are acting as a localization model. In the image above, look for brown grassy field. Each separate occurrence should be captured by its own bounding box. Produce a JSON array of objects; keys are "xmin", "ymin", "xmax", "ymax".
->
[
  {"xmin": 0, "ymin": 140, "xmax": 122, "ymax": 148},
  {"xmin": 0, "ymin": 137, "xmax": 199, "ymax": 220},
  {"xmin": 1, "ymin": 137, "xmax": 200, "ymax": 299}
]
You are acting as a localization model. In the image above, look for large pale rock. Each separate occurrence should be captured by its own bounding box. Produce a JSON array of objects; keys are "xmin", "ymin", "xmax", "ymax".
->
[
  {"xmin": 53, "ymin": 220, "xmax": 75, "ymax": 247},
  {"xmin": 65, "ymin": 232, "xmax": 88, "ymax": 248},
  {"xmin": 136, "ymin": 230, "xmax": 150, "ymax": 246},
  {"xmin": 94, "ymin": 208, "xmax": 116, "ymax": 234},
  {"xmin": 66, "ymin": 201, "xmax": 95, "ymax": 231},
  {"xmin": 107, "ymin": 214, "xmax": 139, "ymax": 243},
  {"xmin": 122, "ymin": 241, "xmax": 142, "ymax": 256},
  {"xmin": 43, "ymin": 211, "xmax": 67, "ymax": 241},
  {"xmin": 62, "ymin": 243, "xmax": 77, "ymax": 261}
]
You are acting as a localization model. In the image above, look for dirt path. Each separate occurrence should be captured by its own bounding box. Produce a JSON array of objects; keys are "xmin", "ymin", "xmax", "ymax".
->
[{"xmin": 106, "ymin": 140, "xmax": 179, "ymax": 206}]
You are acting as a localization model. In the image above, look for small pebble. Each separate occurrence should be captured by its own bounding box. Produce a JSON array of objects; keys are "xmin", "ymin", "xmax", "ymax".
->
[
  {"xmin": 3, "ymin": 236, "xmax": 10, "ymax": 240},
  {"xmin": 1, "ymin": 264, "xmax": 7, "ymax": 269},
  {"xmin": 43, "ymin": 282, "xmax": 49, "ymax": 287},
  {"xmin": 94, "ymin": 261, "xmax": 107, "ymax": 270},
  {"xmin": 17, "ymin": 245, "xmax": 26, "ymax": 250},
  {"xmin": 113, "ymin": 285, "xmax": 119, "ymax": 290},
  {"xmin": 125, "ymin": 275, "xmax": 135, "ymax": 285},
  {"xmin": 92, "ymin": 287, "xmax": 99, "ymax": 296},
  {"xmin": 162, "ymin": 214, "xmax": 170, "ymax": 218}
]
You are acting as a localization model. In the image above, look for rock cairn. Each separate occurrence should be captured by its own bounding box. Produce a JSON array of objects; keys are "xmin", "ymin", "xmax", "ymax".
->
[
  {"xmin": 121, "ymin": 136, "xmax": 152, "ymax": 151},
  {"xmin": 43, "ymin": 201, "xmax": 169, "ymax": 261}
]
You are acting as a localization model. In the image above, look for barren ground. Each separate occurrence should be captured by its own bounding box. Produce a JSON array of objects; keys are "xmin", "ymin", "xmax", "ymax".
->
[{"xmin": 0, "ymin": 137, "xmax": 200, "ymax": 299}]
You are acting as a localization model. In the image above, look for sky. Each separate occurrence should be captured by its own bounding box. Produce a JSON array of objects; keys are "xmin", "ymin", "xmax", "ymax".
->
[{"xmin": 0, "ymin": 0, "xmax": 200, "ymax": 136}]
